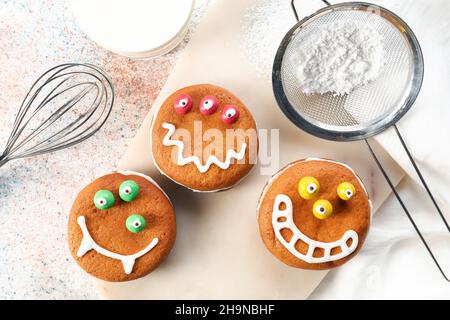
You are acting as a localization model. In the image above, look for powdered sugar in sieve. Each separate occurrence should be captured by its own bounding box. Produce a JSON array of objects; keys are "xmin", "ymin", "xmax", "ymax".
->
[{"xmin": 294, "ymin": 19, "xmax": 385, "ymax": 96}]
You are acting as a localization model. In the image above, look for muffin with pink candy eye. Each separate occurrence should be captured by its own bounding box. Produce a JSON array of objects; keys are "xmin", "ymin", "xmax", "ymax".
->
[{"xmin": 151, "ymin": 84, "xmax": 258, "ymax": 192}]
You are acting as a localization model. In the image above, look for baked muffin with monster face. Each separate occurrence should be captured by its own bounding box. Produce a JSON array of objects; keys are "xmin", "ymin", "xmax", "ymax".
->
[
  {"xmin": 151, "ymin": 84, "xmax": 258, "ymax": 192},
  {"xmin": 68, "ymin": 171, "xmax": 176, "ymax": 282},
  {"xmin": 258, "ymin": 158, "xmax": 371, "ymax": 270}
]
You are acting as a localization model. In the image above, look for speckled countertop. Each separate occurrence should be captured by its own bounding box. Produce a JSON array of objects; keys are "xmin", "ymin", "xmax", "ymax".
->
[{"xmin": 0, "ymin": 0, "xmax": 207, "ymax": 299}]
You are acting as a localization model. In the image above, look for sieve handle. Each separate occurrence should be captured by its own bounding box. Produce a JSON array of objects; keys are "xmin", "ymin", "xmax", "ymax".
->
[
  {"xmin": 365, "ymin": 138, "xmax": 450, "ymax": 282},
  {"xmin": 394, "ymin": 125, "xmax": 450, "ymax": 233},
  {"xmin": 290, "ymin": 0, "xmax": 331, "ymax": 22}
]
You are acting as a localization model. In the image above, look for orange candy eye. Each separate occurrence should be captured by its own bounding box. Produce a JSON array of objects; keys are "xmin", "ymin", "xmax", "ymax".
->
[
  {"xmin": 337, "ymin": 182, "xmax": 356, "ymax": 200},
  {"xmin": 298, "ymin": 177, "xmax": 320, "ymax": 200},
  {"xmin": 312, "ymin": 199, "xmax": 333, "ymax": 220}
]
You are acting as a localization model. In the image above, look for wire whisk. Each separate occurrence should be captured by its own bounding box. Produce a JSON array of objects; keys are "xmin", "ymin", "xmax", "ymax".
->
[{"xmin": 0, "ymin": 63, "xmax": 114, "ymax": 168}]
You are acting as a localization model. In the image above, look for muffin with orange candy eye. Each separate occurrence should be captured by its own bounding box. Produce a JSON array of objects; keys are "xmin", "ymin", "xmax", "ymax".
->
[{"xmin": 257, "ymin": 158, "xmax": 372, "ymax": 270}]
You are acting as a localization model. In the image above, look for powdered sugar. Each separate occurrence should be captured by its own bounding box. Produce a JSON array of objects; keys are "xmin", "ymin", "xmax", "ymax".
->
[
  {"xmin": 296, "ymin": 20, "xmax": 385, "ymax": 96},
  {"xmin": 240, "ymin": 0, "xmax": 293, "ymax": 79}
]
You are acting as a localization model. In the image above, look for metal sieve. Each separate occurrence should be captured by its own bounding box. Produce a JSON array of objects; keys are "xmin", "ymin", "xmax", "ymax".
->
[{"xmin": 273, "ymin": 0, "xmax": 449, "ymax": 281}]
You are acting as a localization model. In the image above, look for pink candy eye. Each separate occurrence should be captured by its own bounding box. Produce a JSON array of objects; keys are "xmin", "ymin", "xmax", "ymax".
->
[
  {"xmin": 174, "ymin": 94, "xmax": 193, "ymax": 114},
  {"xmin": 221, "ymin": 105, "xmax": 240, "ymax": 124},
  {"xmin": 199, "ymin": 95, "xmax": 219, "ymax": 115}
]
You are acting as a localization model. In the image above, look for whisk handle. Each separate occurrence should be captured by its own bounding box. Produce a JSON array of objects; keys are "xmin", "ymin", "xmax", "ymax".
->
[
  {"xmin": 0, "ymin": 153, "xmax": 8, "ymax": 168},
  {"xmin": 290, "ymin": 0, "xmax": 332, "ymax": 22}
]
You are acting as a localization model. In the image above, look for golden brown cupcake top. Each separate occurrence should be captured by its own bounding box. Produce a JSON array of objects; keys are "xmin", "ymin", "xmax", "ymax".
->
[
  {"xmin": 68, "ymin": 171, "xmax": 176, "ymax": 282},
  {"xmin": 151, "ymin": 84, "xmax": 258, "ymax": 192},
  {"xmin": 258, "ymin": 159, "xmax": 371, "ymax": 270}
]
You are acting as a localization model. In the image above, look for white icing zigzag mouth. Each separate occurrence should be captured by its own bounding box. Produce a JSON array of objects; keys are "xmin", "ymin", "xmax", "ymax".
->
[
  {"xmin": 162, "ymin": 122, "xmax": 247, "ymax": 173},
  {"xmin": 272, "ymin": 194, "xmax": 358, "ymax": 264},
  {"xmin": 77, "ymin": 216, "xmax": 159, "ymax": 274}
]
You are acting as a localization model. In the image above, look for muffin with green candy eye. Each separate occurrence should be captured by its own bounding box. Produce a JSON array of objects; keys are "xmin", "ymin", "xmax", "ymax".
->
[{"xmin": 68, "ymin": 171, "xmax": 176, "ymax": 282}]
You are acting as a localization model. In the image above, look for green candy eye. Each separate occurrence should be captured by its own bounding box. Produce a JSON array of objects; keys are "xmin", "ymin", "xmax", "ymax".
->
[
  {"xmin": 119, "ymin": 180, "xmax": 140, "ymax": 202},
  {"xmin": 126, "ymin": 214, "xmax": 146, "ymax": 233},
  {"xmin": 94, "ymin": 190, "xmax": 115, "ymax": 210}
]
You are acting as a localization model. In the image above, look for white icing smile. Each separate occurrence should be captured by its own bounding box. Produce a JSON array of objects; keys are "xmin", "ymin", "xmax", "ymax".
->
[
  {"xmin": 76, "ymin": 216, "xmax": 159, "ymax": 274},
  {"xmin": 272, "ymin": 194, "xmax": 358, "ymax": 264},
  {"xmin": 162, "ymin": 122, "xmax": 247, "ymax": 173}
]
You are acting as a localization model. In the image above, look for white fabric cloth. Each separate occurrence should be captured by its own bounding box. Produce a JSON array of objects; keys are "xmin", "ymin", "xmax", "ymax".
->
[
  {"xmin": 311, "ymin": 0, "xmax": 450, "ymax": 299},
  {"xmin": 311, "ymin": 178, "xmax": 450, "ymax": 299}
]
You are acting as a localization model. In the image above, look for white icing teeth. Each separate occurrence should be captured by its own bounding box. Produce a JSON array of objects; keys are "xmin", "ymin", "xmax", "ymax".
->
[
  {"xmin": 272, "ymin": 194, "xmax": 359, "ymax": 264},
  {"xmin": 76, "ymin": 215, "xmax": 159, "ymax": 274},
  {"xmin": 77, "ymin": 218, "xmax": 94, "ymax": 257},
  {"xmin": 122, "ymin": 258, "xmax": 136, "ymax": 275},
  {"xmin": 161, "ymin": 122, "xmax": 247, "ymax": 173}
]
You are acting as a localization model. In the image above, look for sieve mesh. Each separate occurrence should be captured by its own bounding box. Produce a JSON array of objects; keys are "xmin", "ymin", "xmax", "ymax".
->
[{"xmin": 276, "ymin": 4, "xmax": 422, "ymax": 136}]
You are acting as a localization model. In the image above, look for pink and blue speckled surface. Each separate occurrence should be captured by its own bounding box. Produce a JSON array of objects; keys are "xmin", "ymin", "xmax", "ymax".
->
[{"xmin": 0, "ymin": 0, "xmax": 207, "ymax": 299}]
